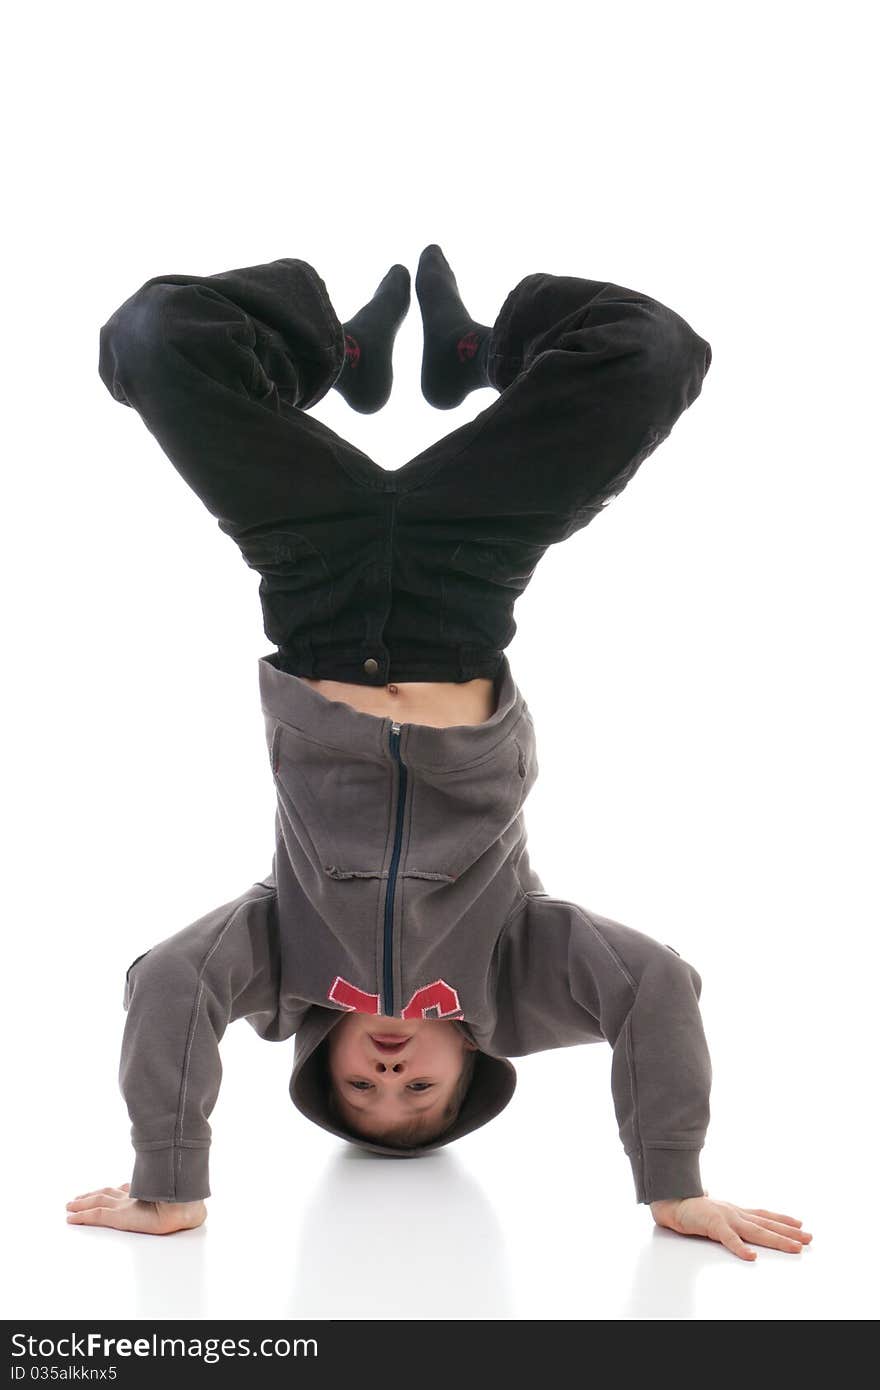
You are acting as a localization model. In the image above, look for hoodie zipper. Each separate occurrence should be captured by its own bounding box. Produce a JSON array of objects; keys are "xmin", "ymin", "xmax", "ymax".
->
[{"xmin": 382, "ymin": 720, "xmax": 407, "ymax": 1016}]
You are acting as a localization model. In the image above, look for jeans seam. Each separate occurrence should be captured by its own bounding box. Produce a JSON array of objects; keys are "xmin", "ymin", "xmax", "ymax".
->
[
  {"xmin": 487, "ymin": 271, "xmax": 545, "ymax": 388},
  {"xmin": 287, "ymin": 258, "xmax": 346, "ymax": 402}
]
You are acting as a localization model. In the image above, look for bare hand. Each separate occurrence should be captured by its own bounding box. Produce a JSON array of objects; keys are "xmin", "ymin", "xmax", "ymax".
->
[
  {"xmin": 650, "ymin": 1195, "xmax": 812, "ymax": 1261},
  {"xmin": 66, "ymin": 1182, "xmax": 207, "ymax": 1236}
]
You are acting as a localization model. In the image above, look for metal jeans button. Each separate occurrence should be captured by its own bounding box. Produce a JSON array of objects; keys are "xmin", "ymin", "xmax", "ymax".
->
[{"xmin": 363, "ymin": 657, "xmax": 379, "ymax": 675}]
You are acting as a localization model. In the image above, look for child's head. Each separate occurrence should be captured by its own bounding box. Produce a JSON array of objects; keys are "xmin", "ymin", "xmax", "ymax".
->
[{"xmin": 324, "ymin": 1014, "xmax": 479, "ymax": 1149}]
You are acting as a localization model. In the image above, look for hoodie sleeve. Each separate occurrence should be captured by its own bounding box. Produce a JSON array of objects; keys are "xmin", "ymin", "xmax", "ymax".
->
[
  {"xmin": 491, "ymin": 892, "xmax": 712, "ymax": 1204},
  {"xmin": 119, "ymin": 879, "xmax": 282, "ymax": 1203}
]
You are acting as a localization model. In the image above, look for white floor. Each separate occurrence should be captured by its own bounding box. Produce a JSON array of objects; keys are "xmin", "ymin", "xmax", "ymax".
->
[{"xmin": 4, "ymin": 1036, "xmax": 871, "ymax": 1321}]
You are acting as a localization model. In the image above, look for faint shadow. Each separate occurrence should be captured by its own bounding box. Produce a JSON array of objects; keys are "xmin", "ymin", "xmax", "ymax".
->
[
  {"xmin": 286, "ymin": 1148, "xmax": 515, "ymax": 1319},
  {"xmin": 128, "ymin": 1223, "xmax": 209, "ymax": 1319},
  {"xmin": 624, "ymin": 1225, "xmax": 726, "ymax": 1319}
]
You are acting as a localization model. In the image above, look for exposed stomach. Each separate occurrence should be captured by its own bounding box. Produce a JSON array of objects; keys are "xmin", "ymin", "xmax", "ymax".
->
[{"xmin": 298, "ymin": 676, "xmax": 498, "ymax": 728}]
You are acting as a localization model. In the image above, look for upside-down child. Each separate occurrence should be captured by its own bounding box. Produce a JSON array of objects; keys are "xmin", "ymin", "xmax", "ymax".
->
[{"xmin": 67, "ymin": 247, "xmax": 811, "ymax": 1260}]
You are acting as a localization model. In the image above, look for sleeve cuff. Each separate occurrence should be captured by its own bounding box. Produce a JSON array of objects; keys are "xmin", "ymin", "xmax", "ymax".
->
[
  {"xmin": 129, "ymin": 1143, "xmax": 211, "ymax": 1202},
  {"xmin": 629, "ymin": 1146, "xmax": 705, "ymax": 1204}
]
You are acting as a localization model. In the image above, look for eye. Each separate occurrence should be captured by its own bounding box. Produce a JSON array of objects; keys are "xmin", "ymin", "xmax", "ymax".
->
[{"xmin": 346, "ymin": 1081, "xmax": 434, "ymax": 1093}]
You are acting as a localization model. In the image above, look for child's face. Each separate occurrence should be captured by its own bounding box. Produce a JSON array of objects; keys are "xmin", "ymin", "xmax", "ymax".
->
[{"xmin": 326, "ymin": 1013, "xmax": 477, "ymax": 1137}]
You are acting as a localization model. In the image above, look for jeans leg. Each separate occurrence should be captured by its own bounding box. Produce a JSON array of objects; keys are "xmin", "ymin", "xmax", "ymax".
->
[
  {"xmin": 97, "ymin": 256, "xmax": 379, "ymax": 535},
  {"xmin": 398, "ymin": 271, "xmax": 713, "ymax": 547}
]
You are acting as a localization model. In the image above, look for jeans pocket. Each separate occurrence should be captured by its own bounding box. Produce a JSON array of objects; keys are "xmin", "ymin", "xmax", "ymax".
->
[
  {"xmin": 441, "ymin": 537, "xmax": 547, "ymax": 643},
  {"xmin": 236, "ymin": 529, "xmax": 334, "ymax": 646}
]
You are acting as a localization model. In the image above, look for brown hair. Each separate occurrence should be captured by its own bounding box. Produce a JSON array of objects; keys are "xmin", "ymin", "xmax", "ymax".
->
[{"xmin": 324, "ymin": 1039, "xmax": 478, "ymax": 1149}]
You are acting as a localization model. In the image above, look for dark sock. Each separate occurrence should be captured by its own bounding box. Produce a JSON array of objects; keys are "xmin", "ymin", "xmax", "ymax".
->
[
  {"xmin": 415, "ymin": 244, "xmax": 493, "ymax": 409},
  {"xmin": 332, "ymin": 264, "xmax": 411, "ymax": 414}
]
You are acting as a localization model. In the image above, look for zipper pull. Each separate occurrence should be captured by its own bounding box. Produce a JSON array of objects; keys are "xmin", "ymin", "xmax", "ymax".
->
[{"xmin": 391, "ymin": 720, "xmax": 401, "ymax": 735}]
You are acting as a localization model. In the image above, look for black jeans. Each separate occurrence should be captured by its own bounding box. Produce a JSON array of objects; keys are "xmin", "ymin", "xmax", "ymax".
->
[{"xmin": 98, "ymin": 258, "xmax": 712, "ymax": 684}]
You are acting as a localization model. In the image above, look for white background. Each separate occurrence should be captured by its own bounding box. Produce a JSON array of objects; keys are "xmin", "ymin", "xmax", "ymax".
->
[{"xmin": 2, "ymin": 0, "xmax": 877, "ymax": 1321}]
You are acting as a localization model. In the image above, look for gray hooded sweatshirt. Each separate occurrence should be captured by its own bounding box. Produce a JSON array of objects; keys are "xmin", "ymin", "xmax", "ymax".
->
[{"xmin": 120, "ymin": 651, "xmax": 711, "ymax": 1204}]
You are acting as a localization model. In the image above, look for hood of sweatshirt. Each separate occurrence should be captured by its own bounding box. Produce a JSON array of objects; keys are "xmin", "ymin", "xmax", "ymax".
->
[
  {"xmin": 289, "ymin": 1008, "xmax": 517, "ymax": 1158},
  {"xmin": 256, "ymin": 649, "xmax": 543, "ymax": 1158}
]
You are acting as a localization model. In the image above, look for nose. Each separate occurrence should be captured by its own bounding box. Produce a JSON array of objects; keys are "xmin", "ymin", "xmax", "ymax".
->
[{"xmin": 373, "ymin": 1059, "xmax": 406, "ymax": 1076}]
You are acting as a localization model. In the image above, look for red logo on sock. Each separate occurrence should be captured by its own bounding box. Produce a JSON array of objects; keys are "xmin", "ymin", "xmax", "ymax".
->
[
  {"xmin": 456, "ymin": 331, "xmax": 480, "ymax": 363},
  {"xmin": 344, "ymin": 333, "xmax": 361, "ymax": 367}
]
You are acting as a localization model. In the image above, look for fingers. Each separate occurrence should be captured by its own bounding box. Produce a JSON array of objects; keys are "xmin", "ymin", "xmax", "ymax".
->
[
  {"xmin": 741, "ymin": 1214, "xmax": 812, "ymax": 1245},
  {"xmin": 716, "ymin": 1222, "xmax": 758, "ymax": 1262},
  {"xmin": 66, "ymin": 1187, "xmax": 128, "ymax": 1211},
  {"xmin": 68, "ymin": 1186, "xmax": 126, "ymax": 1201},
  {"xmin": 673, "ymin": 1198, "xmax": 813, "ymax": 1262},
  {"xmin": 66, "ymin": 1205, "xmax": 124, "ymax": 1228},
  {"xmin": 742, "ymin": 1207, "xmax": 803, "ymax": 1227},
  {"xmin": 64, "ymin": 1182, "xmax": 202, "ymax": 1236},
  {"xmin": 733, "ymin": 1216, "xmax": 805, "ymax": 1254},
  {"xmin": 67, "ymin": 1194, "xmax": 126, "ymax": 1213}
]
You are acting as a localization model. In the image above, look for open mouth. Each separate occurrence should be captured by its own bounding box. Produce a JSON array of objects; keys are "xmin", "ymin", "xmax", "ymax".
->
[{"xmin": 369, "ymin": 1034, "xmax": 411, "ymax": 1053}]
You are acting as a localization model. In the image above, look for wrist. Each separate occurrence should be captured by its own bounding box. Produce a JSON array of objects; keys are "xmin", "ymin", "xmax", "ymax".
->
[
  {"xmin": 151, "ymin": 1198, "xmax": 207, "ymax": 1233},
  {"xmin": 650, "ymin": 1193, "xmax": 706, "ymax": 1231},
  {"xmin": 650, "ymin": 1197, "xmax": 684, "ymax": 1213}
]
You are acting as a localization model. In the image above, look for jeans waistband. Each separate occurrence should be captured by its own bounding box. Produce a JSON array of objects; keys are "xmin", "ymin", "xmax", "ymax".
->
[{"xmin": 273, "ymin": 639, "xmax": 505, "ymax": 686}]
